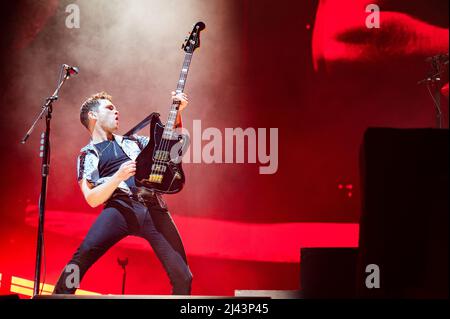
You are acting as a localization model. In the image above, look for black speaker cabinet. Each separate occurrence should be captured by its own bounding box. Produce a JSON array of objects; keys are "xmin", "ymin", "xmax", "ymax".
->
[
  {"xmin": 300, "ymin": 248, "xmax": 359, "ymax": 298},
  {"xmin": 357, "ymin": 128, "xmax": 448, "ymax": 298}
]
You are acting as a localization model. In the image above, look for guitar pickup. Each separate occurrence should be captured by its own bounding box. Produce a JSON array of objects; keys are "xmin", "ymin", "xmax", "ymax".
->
[
  {"xmin": 151, "ymin": 164, "xmax": 167, "ymax": 173},
  {"xmin": 154, "ymin": 150, "xmax": 170, "ymax": 161}
]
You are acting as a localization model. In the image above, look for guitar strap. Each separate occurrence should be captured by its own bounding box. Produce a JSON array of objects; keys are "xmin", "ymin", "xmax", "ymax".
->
[{"xmin": 124, "ymin": 112, "xmax": 160, "ymax": 137}]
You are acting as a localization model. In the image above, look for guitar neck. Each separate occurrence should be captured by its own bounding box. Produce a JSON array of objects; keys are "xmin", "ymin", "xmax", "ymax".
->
[{"xmin": 165, "ymin": 53, "xmax": 193, "ymax": 132}]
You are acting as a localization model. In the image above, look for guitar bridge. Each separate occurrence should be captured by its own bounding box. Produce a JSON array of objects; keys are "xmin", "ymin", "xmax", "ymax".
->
[{"xmin": 148, "ymin": 174, "xmax": 163, "ymax": 184}]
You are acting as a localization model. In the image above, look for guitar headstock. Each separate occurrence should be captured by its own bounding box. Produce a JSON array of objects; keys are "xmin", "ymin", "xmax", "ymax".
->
[{"xmin": 182, "ymin": 21, "xmax": 205, "ymax": 54}]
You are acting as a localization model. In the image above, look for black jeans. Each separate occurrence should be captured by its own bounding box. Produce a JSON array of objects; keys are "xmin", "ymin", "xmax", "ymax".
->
[{"xmin": 53, "ymin": 192, "xmax": 192, "ymax": 295}]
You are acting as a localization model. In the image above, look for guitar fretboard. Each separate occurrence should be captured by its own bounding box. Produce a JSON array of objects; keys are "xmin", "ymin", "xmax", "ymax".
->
[{"xmin": 163, "ymin": 52, "xmax": 193, "ymax": 139}]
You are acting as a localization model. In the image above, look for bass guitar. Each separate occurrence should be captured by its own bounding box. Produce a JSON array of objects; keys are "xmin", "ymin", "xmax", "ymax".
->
[{"xmin": 135, "ymin": 21, "xmax": 205, "ymax": 194}]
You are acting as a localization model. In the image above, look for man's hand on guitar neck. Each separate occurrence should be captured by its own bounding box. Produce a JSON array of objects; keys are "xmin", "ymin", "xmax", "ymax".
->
[
  {"xmin": 171, "ymin": 91, "xmax": 188, "ymax": 128},
  {"xmin": 172, "ymin": 91, "xmax": 188, "ymax": 111}
]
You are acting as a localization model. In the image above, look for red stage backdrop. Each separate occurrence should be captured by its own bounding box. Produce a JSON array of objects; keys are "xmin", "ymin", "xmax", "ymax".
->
[{"xmin": 0, "ymin": 0, "xmax": 448, "ymax": 296}]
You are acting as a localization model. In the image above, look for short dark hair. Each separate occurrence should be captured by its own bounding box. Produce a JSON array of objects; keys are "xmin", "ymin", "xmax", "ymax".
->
[{"xmin": 79, "ymin": 91, "xmax": 112, "ymax": 129}]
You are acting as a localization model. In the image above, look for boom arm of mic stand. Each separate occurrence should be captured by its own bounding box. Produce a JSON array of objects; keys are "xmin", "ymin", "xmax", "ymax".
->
[{"xmin": 21, "ymin": 71, "xmax": 69, "ymax": 144}]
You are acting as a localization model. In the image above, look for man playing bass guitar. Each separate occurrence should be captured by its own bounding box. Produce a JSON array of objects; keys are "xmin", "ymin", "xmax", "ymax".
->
[{"xmin": 53, "ymin": 91, "xmax": 193, "ymax": 295}]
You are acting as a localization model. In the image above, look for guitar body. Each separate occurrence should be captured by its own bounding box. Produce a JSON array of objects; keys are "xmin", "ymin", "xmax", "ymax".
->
[{"xmin": 135, "ymin": 114, "xmax": 188, "ymax": 194}]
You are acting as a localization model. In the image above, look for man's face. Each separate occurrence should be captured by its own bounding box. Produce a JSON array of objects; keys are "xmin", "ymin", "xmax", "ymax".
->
[{"xmin": 90, "ymin": 99, "xmax": 119, "ymax": 132}]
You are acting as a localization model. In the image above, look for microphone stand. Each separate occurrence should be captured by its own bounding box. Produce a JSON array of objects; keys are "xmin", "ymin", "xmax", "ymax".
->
[
  {"xmin": 418, "ymin": 55, "xmax": 448, "ymax": 129},
  {"xmin": 117, "ymin": 257, "xmax": 128, "ymax": 295},
  {"xmin": 21, "ymin": 65, "xmax": 73, "ymax": 297}
]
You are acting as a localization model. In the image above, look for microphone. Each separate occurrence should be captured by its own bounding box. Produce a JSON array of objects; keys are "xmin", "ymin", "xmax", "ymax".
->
[{"xmin": 63, "ymin": 64, "xmax": 79, "ymax": 76}]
